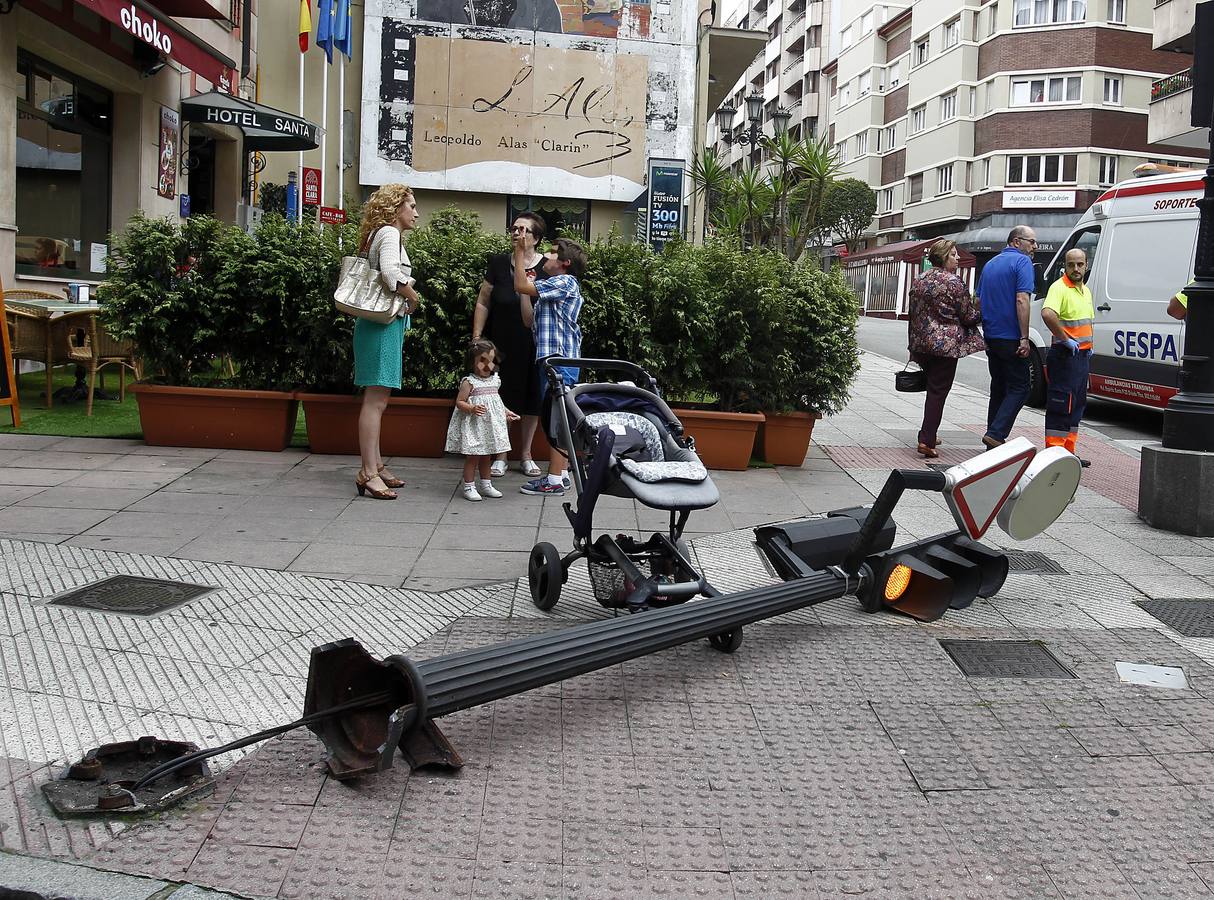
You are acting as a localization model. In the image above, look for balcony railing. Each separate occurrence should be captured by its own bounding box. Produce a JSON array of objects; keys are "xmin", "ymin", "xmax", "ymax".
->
[
  {"xmin": 1152, "ymin": 68, "xmax": 1192, "ymax": 103},
  {"xmin": 782, "ymin": 55, "xmax": 804, "ymax": 75}
]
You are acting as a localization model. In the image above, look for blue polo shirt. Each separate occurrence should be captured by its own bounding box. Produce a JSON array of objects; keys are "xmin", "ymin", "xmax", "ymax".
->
[{"xmin": 977, "ymin": 245, "xmax": 1035, "ymax": 341}]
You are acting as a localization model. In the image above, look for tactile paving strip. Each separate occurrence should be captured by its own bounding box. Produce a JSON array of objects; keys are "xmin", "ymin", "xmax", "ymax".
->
[
  {"xmin": 938, "ymin": 639, "xmax": 1075, "ymax": 678},
  {"xmin": 47, "ymin": 575, "xmax": 217, "ymax": 618},
  {"xmin": 1137, "ymin": 599, "xmax": 1214, "ymax": 638},
  {"xmin": 1004, "ymin": 550, "xmax": 1069, "ymax": 576}
]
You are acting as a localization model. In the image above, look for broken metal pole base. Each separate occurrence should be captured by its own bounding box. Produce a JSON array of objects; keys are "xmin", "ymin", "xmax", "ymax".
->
[
  {"xmin": 306, "ymin": 568, "xmax": 853, "ymax": 779},
  {"xmin": 42, "ymin": 736, "xmax": 214, "ymax": 818}
]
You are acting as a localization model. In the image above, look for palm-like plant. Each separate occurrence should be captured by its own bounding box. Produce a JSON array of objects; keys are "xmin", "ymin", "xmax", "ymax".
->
[{"xmin": 689, "ymin": 148, "xmax": 734, "ymax": 232}]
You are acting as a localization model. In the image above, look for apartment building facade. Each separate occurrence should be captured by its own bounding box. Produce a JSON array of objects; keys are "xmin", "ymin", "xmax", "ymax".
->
[
  {"xmin": 708, "ymin": 0, "xmax": 833, "ymax": 170},
  {"xmin": 1147, "ymin": 0, "xmax": 1204, "ymax": 150},
  {"xmin": 826, "ymin": 0, "xmax": 1201, "ymax": 265}
]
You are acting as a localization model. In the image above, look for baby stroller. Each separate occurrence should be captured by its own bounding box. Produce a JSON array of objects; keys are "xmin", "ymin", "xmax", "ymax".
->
[{"xmin": 526, "ymin": 358, "xmax": 743, "ymax": 653}]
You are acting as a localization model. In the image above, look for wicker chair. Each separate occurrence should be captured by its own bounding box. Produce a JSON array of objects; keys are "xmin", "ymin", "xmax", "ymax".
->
[
  {"xmin": 4, "ymin": 290, "xmax": 100, "ymax": 409},
  {"xmin": 65, "ymin": 314, "xmax": 141, "ymax": 416}
]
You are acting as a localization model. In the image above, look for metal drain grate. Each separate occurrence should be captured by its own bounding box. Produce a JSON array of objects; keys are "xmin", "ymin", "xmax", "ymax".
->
[
  {"xmin": 939, "ymin": 640, "xmax": 1075, "ymax": 679},
  {"xmin": 1004, "ymin": 550, "xmax": 1068, "ymax": 576},
  {"xmin": 1137, "ymin": 600, "xmax": 1214, "ymax": 638},
  {"xmin": 48, "ymin": 575, "xmax": 217, "ymax": 617}
]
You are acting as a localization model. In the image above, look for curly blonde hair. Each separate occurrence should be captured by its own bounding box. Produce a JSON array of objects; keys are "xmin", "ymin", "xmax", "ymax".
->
[{"xmin": 357, "ymin": 183, "xmax": 414, "ymax": 251}]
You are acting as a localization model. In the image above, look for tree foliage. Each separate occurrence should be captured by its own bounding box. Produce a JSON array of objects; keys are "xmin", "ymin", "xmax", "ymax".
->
[{"xmin": 822, "ymin": 178, "xmax": 879, "ymax": 253}]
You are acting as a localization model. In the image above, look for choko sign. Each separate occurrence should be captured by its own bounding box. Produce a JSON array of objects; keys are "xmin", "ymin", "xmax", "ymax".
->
[{"xmin": 75, "ymin": 0, "xmax": 236, "ymax": 91}]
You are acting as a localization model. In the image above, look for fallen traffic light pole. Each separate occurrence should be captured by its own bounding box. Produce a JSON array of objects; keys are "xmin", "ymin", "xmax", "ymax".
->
[{"xmin": 47, "ymin": 439, "xmax": 1081, "ymax": 810}]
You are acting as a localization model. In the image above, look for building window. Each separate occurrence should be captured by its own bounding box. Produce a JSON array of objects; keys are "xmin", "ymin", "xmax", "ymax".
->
[
  {"xmin": 910, "ymin": 105, "xmax": 926, "ymax": 133},
  {"xmin": 856, "ymin": 131, "xmax": 868, "ymax": 155},
  {"xmin": 908, "ymin": 173, "xmax": 923, "ymax": 203},
  {"xmin": 880, "ymin": 187, "xmax": 894, "ymax": 211},
  {"xmin": 1099, "ymin": 154, "xmax": 1118, "ymax": 185},
  {"xmin": 879, "ymin": 123, "xmax": 897, "ymax": 152},
  {"xmin": 983, "ymin": 157, "xmax": 991, "ymax": 187},
  {"xmin": 1014, "ymin": 0, "xmax": 1086, "ymax": 26},
  {"xmin": 807, "ymin": 25, "xmax": 821, "ymax": 47},
  {"xmin": 841, "ymin": 81, "xmax": 853, "ymax": 104},
  {"xmin": 806, "ymin": 116, "xmax": 818, "ymax": 138},
  {"xmin": 836, "ymin": 141, "xmax": 849, "ymax": 162},
  {"xmin": 940, "ymin": 91, "xmax": 957, "ymax": 121},
  {"xmin": 859, "ymin": 70, "xmax": 871, "ymax": 95},
  {"xmin": 861, "ymin": 10, "xmax": 874, "ymax": 33},
  {"xmin": 508, "ymin": 196, "xmax": 590, "ymax": 241},
  {"xmin": 14, "ymin": 52, "xmax": 113, "ymax": 281},
  {"xmin": 1107, "ymin": 0, "xmax": 1125, "ymax": 23},
  {"xmin": 889, "ymin": 60, "xmax": 903, "ymax": 89},
  {"xmin": 914, "ymin": 38, "xmax": 929, "ymax": 66},
  {"xmin": 841, "ymin": 26, "xmax": 853, "ymax": 49},
  {"xmin": 1006, "ymin": 153, "xmax": 1078, "ymax": 185},
  {"xmin": 1103, "ymin": 75, "xmax": 1122, "ymax": 105},
  {"xmin": 943, "ymin": 17, "xmax": 961, "ymax": 48},
  {"xmin": 937, "ymin": 164, "xmax": 954, "ymax": 195},
  {"xmin": 1011, "ymin": 74, "xmax": 1081, "ymax": 106}
]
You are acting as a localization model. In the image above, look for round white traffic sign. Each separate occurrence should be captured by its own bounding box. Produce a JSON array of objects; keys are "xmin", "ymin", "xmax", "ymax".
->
[{"xmin": 995, "ymin": 446, "xmax": 1082, "ymax": 540}]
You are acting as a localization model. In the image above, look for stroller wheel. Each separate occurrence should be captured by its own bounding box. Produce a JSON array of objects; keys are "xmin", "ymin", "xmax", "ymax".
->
[
  {"xmin": 708, "ymin": 628, "xmax": 743, "ymax": 654},
  {"xmin": 529, "ymin": 542, "xmax": 564, "ymax": 611}
]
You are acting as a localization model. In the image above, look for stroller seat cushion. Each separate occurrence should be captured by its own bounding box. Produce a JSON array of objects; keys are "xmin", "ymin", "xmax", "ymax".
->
[
  {"xmin": 619, "ymin": 458, "xmax": 708, "ymax": 484},
  {"xmin": 585, "ymin": 412, "xmax": 664, "ymax": 462}
]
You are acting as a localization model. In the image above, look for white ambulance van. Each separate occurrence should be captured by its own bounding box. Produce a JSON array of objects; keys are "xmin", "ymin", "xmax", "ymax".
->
[{"xmin": 1029, "ymin": 169, "xmax": 1198, "ymax": 410}]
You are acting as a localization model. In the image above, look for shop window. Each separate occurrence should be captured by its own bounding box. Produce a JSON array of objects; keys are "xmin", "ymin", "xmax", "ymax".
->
[
  {"xmin": 508, "ymin": 196, "xmax": 591, "ymax": 242},
  {"xmin": 14, "ymin": 53, "xmax": 112, "ymax": 281}
]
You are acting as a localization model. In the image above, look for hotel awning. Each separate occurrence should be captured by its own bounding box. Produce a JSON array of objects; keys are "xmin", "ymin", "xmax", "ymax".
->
[{"xmin": 180, "ymin": 92, "xmax": 322, "ymax": 152}]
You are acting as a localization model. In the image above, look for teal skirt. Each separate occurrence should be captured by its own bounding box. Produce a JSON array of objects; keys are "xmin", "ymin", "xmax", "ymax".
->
[{"xmin": 353, "ymin": 315, "xmax": 408, "ymax": 388}]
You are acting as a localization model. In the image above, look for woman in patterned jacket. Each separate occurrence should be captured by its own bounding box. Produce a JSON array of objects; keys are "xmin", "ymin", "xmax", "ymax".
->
[{"xmin": 908, "ymin": 239, "xmax": 985, "ymax": 458}]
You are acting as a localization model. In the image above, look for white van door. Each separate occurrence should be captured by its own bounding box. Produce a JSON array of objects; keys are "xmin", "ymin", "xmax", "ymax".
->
[{"xmin": 1087, "ymin": 216, "xmax": 1194, "ymax": 408}]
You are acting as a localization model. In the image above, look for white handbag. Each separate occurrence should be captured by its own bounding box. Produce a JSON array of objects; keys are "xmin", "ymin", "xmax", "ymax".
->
[{"xmin": 334, "ymin": 249, "xmax": 407, "ymax": 325}]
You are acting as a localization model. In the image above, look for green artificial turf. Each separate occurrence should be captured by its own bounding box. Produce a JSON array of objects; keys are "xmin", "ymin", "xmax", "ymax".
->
[{"xmin": 0, "ymin": 369, "xmax": 143, "ymax": 438}]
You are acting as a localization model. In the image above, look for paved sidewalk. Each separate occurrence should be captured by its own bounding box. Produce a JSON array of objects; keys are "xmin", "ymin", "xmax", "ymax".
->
[{"xmin": 4, "ymin": 350, "xmax": 1214, "ymax": 898}]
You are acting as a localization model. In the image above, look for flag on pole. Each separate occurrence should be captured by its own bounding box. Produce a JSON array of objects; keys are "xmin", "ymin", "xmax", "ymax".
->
[
  {"xmin": 316, "ymin": 0, "xmax": 335, "ymax": 63},
  {"xmin": 334, "ymin": 0, "xmax": 353, "ymax": 59},
  {"xmin": 299, "ymin": 0, "xmax": 312, "ymax": 53}
]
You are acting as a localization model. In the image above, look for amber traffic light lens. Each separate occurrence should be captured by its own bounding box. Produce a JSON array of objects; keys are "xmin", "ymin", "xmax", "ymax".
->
[{"xmin": 884, "ymin": 564, "xmax": 912, "ymax": 601}]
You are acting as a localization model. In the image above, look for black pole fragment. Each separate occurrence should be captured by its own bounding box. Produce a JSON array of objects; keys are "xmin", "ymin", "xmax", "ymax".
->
[{"xmin": 305, "ymin": 570, "xmax": 849, "ymax": 780}]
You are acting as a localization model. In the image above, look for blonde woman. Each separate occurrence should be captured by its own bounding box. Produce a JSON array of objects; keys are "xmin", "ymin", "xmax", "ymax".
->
[{"xmin": 353, "ymin": 184, "xmax": 421, "ymax": 500}]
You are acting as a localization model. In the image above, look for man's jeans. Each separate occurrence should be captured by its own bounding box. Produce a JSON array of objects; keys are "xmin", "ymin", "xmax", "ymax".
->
[{"xmin": 985, "ymin": 338, "xmax": 1031, "ymax": 442}]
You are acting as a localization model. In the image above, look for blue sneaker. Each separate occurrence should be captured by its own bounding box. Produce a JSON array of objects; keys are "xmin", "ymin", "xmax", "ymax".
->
[{"xmin": 520, "ymin": 477, "xmax": 565, "ymax": 496}]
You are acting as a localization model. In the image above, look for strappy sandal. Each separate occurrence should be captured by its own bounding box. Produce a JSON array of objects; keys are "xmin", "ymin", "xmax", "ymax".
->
[
  {"xmin": 356, "ymin": 470, "xmax": 398, "ymax": 500},
  {"xmin": 377, "ymin": 465, "xmax": 404, "ymax": 488},
  {"xmin": 520, "ymin": 458, "xmax": 542, "ymax": 477}
]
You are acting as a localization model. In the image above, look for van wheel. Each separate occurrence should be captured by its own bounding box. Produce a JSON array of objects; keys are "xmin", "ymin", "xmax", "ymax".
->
[{"xmin": 1026, "ymin": 346, "xmax": 1046, "ymax": 409}]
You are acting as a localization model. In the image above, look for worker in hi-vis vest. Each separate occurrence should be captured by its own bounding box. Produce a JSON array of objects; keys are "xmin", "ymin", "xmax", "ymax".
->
[{"xmin": 1040, "ymin": 248, "xmax": 1094, "ymax": 467}]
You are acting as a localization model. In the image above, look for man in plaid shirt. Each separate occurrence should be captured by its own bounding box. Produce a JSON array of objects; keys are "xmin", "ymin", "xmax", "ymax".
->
[{"xmin": 513, "ymin": 237, "xmax": 588, "ymax": 495}]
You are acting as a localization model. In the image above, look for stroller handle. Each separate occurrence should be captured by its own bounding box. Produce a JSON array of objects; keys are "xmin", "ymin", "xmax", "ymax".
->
[{"xmin": 544, "ymin": 357, "xmax": 658, "ymax": 392}]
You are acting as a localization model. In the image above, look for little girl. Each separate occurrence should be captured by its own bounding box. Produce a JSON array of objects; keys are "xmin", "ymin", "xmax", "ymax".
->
[{"xmin": 445, "ymin": 340, "xmax": 521, "ymax": 501}]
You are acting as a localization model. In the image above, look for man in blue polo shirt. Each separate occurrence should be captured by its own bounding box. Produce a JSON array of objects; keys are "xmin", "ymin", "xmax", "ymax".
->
[{"xmin": 977, "ymin": 225, "xmax": 1037, "ymax": 449}]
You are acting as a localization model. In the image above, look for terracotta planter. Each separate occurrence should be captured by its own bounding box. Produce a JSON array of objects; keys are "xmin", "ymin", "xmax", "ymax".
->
[
  {"xmin": 299, "ymin": 394, "xmax": 454, "ymax": 457},
  {"xmin": 672, "ymin": 408, "xmax": 764, "ymax": 471},
  {"xmin": 505, "ymin": 418, "xmax": 553, "ymax": 462},
  {"xmin": 758, "ymin": 411, "xmax": 821, "ymax": 466},
  {"xmin": 131, "ymin": 383, "xmax": 298, "ymax": 452}
]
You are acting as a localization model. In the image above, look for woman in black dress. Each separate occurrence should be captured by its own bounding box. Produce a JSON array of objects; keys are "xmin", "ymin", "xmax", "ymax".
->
[{"xmin": 472, "ymin": 212, "xmax": 545, "ymax": 478}]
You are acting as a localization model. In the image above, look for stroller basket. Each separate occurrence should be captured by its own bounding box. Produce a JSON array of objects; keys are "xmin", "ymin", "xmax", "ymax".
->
[{"xmin": 588, "ymin": 559, "xmax": 628, "ymax": 606}]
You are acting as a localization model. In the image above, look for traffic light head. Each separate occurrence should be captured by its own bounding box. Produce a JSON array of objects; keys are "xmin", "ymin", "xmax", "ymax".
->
[{"xmin": 859, "ymin": 533, "xmax": 1009, "ymax": 622}]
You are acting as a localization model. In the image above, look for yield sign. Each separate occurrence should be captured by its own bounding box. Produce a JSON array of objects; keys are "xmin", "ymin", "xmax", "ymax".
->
[{"xmin": 942, "ymin": 437, "xmax": 1036, "ymax": 539}]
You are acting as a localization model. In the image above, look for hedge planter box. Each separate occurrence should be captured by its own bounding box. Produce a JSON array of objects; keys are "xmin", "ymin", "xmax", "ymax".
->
[
  {"xmin": 132, "ymin": 383, "xmax": 298, "ymax": 452},
  {"xmin": 758, "ymin": 411, "xmax": 821, "ymax": 466},
  {"xmin": 673, "ymin": 408, "xmax": 765, "ymax": 471},
  {"xmin": 299, "ymin": 394, "xmax": 454, "ymax": 457}
]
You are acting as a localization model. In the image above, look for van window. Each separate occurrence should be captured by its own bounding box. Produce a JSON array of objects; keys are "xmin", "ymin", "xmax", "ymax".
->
[
  {"xmin": 1042, "ymin": 226, "xmax": 1101, "ymax": 293},
  {"xmin": 1106, "ymin": 218, "xmax": 1197, "ymax": 303}
]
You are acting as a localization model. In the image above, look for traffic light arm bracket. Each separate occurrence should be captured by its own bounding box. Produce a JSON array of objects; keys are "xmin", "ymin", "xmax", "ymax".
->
[{"xmin": 842, "ymin": 469, "xmax": 948, "ymax": 574}]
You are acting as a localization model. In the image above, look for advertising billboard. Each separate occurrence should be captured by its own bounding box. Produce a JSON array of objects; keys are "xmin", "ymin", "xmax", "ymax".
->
[{"xmin": 361, "ymin": 0, "xmax": 696, "ymax": 202}]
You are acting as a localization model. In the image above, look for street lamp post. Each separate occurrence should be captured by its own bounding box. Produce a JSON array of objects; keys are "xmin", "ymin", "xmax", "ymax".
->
[
  {"xmin": 1139, "ymin": 6, "xmax": 1214, "ymax": 535},
  {"xmin": 715, "ymin": 95, "xmax": 790, "ymax": 158}
]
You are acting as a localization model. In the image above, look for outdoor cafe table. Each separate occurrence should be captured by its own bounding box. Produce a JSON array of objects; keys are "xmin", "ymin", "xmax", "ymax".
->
[{"xmin": 6, "ymin": 297, "xmax": 105, "ymax": 406}]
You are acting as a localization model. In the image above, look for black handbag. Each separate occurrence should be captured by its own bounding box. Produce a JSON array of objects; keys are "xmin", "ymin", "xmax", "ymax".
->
[{"xmin": 895, "ymin": 361, "xmax": 928, "ymax": 393}]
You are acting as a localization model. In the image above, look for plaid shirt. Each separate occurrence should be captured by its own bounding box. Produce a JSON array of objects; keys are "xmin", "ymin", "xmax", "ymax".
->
[{"xmin": 532, "ymin": 274, "xmax": 583, "ymax": 360}]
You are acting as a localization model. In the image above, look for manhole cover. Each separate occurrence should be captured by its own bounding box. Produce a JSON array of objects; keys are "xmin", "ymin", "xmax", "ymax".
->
[
  {"xmin": 1004, "ymin": 550, "xmax": 1068, "ymax": 575},
  {"xmin": 1137, "ymin": 600, "xmax": 1214, "ymax": 637},
  {"xmin": 48, "ymin": 575, "xmax": 217, "ymax": 618},
  {"xmin": 938, "ymin": 640, "xmax": 1075, "ymax": 678}
]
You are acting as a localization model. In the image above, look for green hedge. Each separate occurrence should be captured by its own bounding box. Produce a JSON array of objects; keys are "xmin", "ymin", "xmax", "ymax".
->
[{"xmin": 99, "ymin": 207, "xmax": 858, "ymax": 413}]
